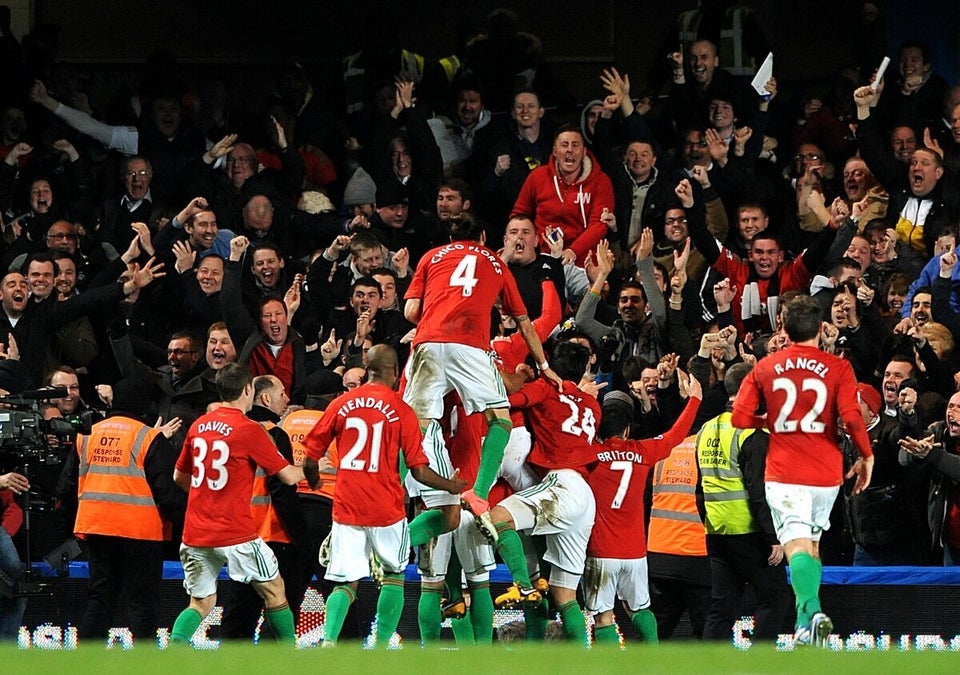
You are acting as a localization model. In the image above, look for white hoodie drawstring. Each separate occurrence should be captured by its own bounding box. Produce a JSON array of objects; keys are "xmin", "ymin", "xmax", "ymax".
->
[{"xmin": 553, "ymin": 175, "xmax": 588, "ymax": 228}]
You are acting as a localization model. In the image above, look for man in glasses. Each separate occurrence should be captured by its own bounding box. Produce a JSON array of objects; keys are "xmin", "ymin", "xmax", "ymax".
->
[
  {"xmin": 183, "ymin": 121, "xmax": 304, "ymax": 232},
  {"xmin": 110, "ymin": 328, "xmax": 218, "ymax": 450},
  {"xmin": 96, "ymin": 156, "xmax": 168, "ymax": 252}
]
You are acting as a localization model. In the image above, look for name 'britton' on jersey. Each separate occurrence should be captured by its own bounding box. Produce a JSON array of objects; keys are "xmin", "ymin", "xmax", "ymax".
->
[{"xmin": 595, "ymin": 440, "xmax": 663, "ymax": 465}]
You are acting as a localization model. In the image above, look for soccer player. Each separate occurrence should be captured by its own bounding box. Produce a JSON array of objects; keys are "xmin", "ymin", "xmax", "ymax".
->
[
  {"xmin": 483, "ymin": 341, "xmax": 599, "ymax": 643},
  {"xmin": 402, "ymin": 213, "xmax": 560, "ymax": 544},
  {"xmin": 170, "ymin": 363, "xmax": 310, "ymax": 646},
  {"xmin": 586, "ymin": 373, "xmax": 702, "ymax": 646},
  {"xmin": 301, "ymin": 345, "xmax": 467, "ymax": 648},
  {"xmin": 732, "ymin": 295, "xmax": 874, "ymax": 647}
]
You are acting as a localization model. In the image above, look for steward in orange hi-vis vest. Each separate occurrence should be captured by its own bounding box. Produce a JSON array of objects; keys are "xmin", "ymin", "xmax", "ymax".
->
[
  {"xmin": 647, "ymin": 437, "xmax": 708, "ymax": 557},
  {"xmin": 75, "ymin": 417, "xmax": 170, "ymax": 541},
  {"xmin": 70, "ymin": 413, "xmax": 184, "ymax": 641}
]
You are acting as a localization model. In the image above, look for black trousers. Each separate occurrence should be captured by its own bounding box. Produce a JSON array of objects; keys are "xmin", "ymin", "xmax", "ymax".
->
[
  {"xmin": 649, "ymin": 575, "xmax": 711, "ymax": 640},
  {"xmin": 81, "ymin": 535, "xmax": 163, "ymax": 641},
  {"xmin": 702, "ymin": 533, "xmax": 789, "ymax": 641}
]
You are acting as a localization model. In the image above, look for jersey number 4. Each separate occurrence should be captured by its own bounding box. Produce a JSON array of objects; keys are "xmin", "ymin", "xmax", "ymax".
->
[
  {"xmin": 449, "ymin": 255, "xmax": 478, "ymax": 297},
  {"xmin": 771, "ymin": 377, "xmax": 827, "ymax": 433},
  {"xmin": 339, "ymin": 418, "xmax": 384, "ymax": 472},
  {"xmin": 192, "ymin": 438, "xmax": 230, "ymax": 491}
]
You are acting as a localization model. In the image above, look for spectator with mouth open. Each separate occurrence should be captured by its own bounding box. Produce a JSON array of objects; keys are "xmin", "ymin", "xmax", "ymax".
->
[
  {"xmin": 510, "ymin": 124, "xmax": 615, "ymax": 265},
  {"xmin": 222, "ymin": 235, "xmax": 308, "ymax": 404},
  {"xmin": 323, "ymin": 275, "xmax": 409, "ymax": 370},
  {"xmin": 854, "ymin": 83, "xmax": 955, "ymax": 259},
  {"xmin": 204, "ymin": 322, "xmax": 236, "ymax": 372},
  {"xmin": 499, "ymin": 214, "xmax": 564, "ymax": 321}
]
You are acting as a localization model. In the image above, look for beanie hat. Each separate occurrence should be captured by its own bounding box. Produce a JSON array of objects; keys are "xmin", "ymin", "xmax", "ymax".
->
[
  {"xmin": 602, "ymin": 389, "xmax": 634, "ymax": 415},
  {"xmin": 856, "ymin": 383, "xmax": 882, "ymax": 417},
  {"xmin": 343, "ymin": 168, "xmax": 376, "ymax": 206}
]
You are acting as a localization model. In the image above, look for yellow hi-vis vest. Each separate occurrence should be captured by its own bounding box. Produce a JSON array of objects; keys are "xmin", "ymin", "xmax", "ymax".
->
[{"xmin": 696, "ymin": 412, "xmax": 757, "ymax": 535}]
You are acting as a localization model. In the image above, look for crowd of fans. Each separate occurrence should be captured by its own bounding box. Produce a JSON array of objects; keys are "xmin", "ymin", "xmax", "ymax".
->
[{"xmin": 0, "ymin": 2, "xmax": 958, "ymax": 644}]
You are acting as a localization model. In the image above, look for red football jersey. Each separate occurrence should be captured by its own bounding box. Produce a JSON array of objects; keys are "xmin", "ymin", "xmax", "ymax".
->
[
  {"xmin": 176, "ymin": 406, "xmax": 289, "ymax": 547},
  {"xmin": 302, "ymin": 382, "xmax": 427, "ymax": 526},
  {"xmin": 405, "ymin": 241, "xmax": 527, "ymax": 350},
  {"xmin": 509, "ymin": 380, "xmax": 600, "ymax": 476},
  {"xmin": 588, "ymin": 398, "xmax": 700, "ymax": 559},
  {"xmin": 492, "ymin": 280, "xmax": 561, "ymax": 373},
  {"xmin": 732, "ymin": 343, "xmax": 872, "ymax": 487}
]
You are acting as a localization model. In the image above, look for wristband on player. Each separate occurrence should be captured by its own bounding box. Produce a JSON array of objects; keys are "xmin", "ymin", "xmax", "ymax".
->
[{"xmin": 537, "ymin": 360, "xmax": 550, "ymax": 372}]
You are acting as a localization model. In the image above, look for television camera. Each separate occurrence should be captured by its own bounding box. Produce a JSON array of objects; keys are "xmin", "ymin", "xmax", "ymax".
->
[
  {"xmin": 0, "ymin": 387, "xmax": 96, "ymax": 464},
  {"xmin": 0, "ymin": 387, "xmax": 96, "ymax": 596}
]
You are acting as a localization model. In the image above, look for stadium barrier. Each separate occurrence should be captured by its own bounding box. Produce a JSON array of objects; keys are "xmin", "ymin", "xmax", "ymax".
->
[{"xmin": 15, "ymin": 562, "xmax": 960, "ymax": 646}]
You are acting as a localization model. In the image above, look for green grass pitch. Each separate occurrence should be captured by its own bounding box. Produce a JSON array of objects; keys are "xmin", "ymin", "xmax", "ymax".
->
[{"xmin": 2, "ymin": 643, "xmax": 958, "ymax": 674}]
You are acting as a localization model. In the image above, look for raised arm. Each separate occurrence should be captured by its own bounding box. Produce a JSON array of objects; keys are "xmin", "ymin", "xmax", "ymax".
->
[
  {"xmin": 30, "ymin": 80, "xmax": 137, "ymax": 154},
  {"xmin": 574, "ymin": 241, "xmax": 615, "ymax": 344}
]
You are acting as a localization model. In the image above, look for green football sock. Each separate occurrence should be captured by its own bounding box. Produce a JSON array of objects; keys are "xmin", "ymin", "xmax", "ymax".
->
[
  {"xmin": 264, "ymin": 603, "xmax": 296, "ymax": 644},
  {"xmin": 409, "ymin": 510, "xmax": 448, "ymax": 547},
  {"xmin": 631, "ymin": 609, "xmax": 659, "ymax": 643},
  {"xmin": 418, "ymin": 586, "xmax": 442, "ymax": 644},
  {"xmin": 473, "ymin": 417, "xmax": 512, "ymax": 499},
  {"xmin": 445, "ymin": 553, "xmax": 464, "ymax": 603},
  {"xmin": 450, "ymin": 613, "xmax": 475, "ymax": 645},
  {"xmin": 789, "ymin": 553, "xmax": 823, "ymax": 627},
  {"xmin": 594, "ymin": 624, "xmax": 620, "ymax": 645},
  {"xmin": 170, "ymin": 608, "xmax": 203, "ymax": 645},
  {"xmin": 375, "ymin": 574, "xmax": 405, "ymax": 646},
  {"xmin": 559, "ymin": 600, "xmax": 587, "ymax": 644},
  {"xmin": 323, "ymin": 585, "xmax": 356, "ymax": 644},
  {"xmin": 494, "ymin": 525, "xmax": 532, "ymax": 588},
  {"xmin": 467, "ymin": 579, "xmax": 494, "ymax": 644},
  {"xmin": 523, "ymin": 598, "xmax": 549, "ymax": 641}
]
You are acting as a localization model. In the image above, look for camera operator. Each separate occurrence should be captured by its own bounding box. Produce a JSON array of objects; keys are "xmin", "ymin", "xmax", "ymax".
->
[
  {"xmin": 0, "ymin": 472, "xmax": 28, "ymax": 642},
  {"xmin": 47, "ymin": 366, "xmax": 87, "ymax": 418},
  {"xmin": 0, "ymin": 359, "xmax": 31, "ymax": 642}
]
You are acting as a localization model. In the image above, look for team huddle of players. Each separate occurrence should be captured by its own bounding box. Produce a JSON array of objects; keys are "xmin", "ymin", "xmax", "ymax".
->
[{"xmin": 170, "ymin": 216, "xmax": 870, "ymax": 649}]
